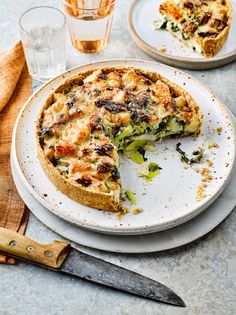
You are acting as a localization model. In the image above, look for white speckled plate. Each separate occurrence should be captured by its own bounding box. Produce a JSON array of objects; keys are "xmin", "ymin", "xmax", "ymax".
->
[
  {"xmin": 128, "ymin": 0, "xmax": 236, "ymax": 69},
  {"xmin": 11, "ymin": 150, "xmax": 236, "ymax": 253},
  {"xmin": 12, "ymin": 60, "xmax": 236, "ymax": 235}
]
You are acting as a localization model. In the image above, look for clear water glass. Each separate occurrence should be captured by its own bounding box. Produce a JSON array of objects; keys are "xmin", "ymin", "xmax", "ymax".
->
[{"xmin": 19, "ymin": 6, "xmax": 66, "ymax": 82}]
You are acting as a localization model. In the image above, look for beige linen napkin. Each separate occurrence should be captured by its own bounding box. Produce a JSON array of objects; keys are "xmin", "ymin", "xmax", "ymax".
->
[{"xmin": 0, "ymin": 41, "xmax": 32, "ymax": 264}]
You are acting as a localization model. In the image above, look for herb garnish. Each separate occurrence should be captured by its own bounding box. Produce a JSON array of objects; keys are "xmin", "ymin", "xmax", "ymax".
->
[
  {"xmin": 176, "ymin": 143, "xmax": 204, "ymax": 164},
  {"xmin": 138, "ymin": 162, "xmax": 162, "ymax": 181},
  {"xmin": 125, "ymin": 190, "xmax": 136, "ymax": 205}
]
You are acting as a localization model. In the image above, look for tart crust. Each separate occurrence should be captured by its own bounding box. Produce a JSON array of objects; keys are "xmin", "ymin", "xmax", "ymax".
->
[{"xmin": 202, "ymin": 8, "xmax": 232, "ymax": 57}]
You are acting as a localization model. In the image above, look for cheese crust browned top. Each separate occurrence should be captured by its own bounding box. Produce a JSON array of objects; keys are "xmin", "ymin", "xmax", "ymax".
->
[
  {"xmin": 37, "ymin": 66, "xmax": 203, "ymax": 211},
  {"xmin": 154, "ymin": 0, "xmax": 232, "ymax": 57}
]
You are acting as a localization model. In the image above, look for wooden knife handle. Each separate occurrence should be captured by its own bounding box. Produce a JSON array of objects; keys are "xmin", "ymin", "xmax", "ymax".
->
[{"xmin": 0, "ymin": 227, "xmax": 71, "ymax": 268}]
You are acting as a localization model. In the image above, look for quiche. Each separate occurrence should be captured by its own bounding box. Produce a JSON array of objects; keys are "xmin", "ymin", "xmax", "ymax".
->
[
  {"xmin": 36, "ymin": 66, "xmax": 203, "ymax": 212},
  {"xmin": 154, "ymin": 0, "xmax": 232, "ymax": 57}
]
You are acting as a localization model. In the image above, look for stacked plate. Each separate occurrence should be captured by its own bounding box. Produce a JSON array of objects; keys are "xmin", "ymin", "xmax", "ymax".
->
[{"xmin": 11, "ymin": 60, "xmax": 236, "ymax": 253}]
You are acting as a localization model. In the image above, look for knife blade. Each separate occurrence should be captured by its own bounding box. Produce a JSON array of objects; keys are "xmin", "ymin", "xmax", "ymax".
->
[{"xmin": 0, "ymin": 227, "xmax": 185, "ymax": 307}]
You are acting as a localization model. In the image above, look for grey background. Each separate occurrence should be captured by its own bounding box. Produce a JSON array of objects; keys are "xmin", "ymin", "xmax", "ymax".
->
[{"xmin": 0, "ymin": 1, "xmax": 236, "ymax": 314}]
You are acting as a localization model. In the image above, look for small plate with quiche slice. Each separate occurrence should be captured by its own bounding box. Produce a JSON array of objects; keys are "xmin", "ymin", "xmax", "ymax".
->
[
  {"xmin": 128, "ymin": 0, "xmax": 236, "ymax": 69},
  {"xmin": 12, "ymin": 60, "xmax": 236, "ymax": 235}
]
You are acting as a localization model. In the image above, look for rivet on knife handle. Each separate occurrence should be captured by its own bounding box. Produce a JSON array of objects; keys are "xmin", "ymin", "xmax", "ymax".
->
[{"xmin": 0, "ymin": 227, "xmax": 70, "ymax": 268}]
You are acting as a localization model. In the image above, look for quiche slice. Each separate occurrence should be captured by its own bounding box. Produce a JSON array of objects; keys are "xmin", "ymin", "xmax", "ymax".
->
[
  {"xmin": 154, "ymin": 0, "xmax": 232, "ymax": 57},
  {"xmin": 36, "ymin": 66, "xmax": 203, "ymax": 212}
]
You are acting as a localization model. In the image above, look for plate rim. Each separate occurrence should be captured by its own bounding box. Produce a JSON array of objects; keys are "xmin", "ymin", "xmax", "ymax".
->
[
  {"xmin": 10, "ymin": 148, "xmax": 236, "ymax": 253},
  {"xmin": 128, "ymin": 0, "xmax": 236, "ymax": 70},
  {"xmin": 12, "ymin": 59, "xmax": 236, "ymax": 235}
]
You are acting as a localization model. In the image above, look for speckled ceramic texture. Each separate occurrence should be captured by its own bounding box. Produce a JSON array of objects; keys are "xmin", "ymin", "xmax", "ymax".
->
[
  {"xmin": 128, "ymin": 0, "xmax": 236, "ymax": 70},
  {"xmin": 11, "ymin": 151, "xmax": 236, "ymax": 253},
  {"xmin": 12, "ymin": 60, "xmax": 236, "ymax": 235}
]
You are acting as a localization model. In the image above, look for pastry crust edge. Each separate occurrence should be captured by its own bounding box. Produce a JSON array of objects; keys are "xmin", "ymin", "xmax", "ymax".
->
[{"xmin": 202, "ymin": 0, "xmax": 233, "ymax": 57}]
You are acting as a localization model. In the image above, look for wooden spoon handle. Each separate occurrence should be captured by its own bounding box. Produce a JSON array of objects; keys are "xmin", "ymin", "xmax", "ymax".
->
[{"xmin": 0, "ymin": 227, "xmax": 70, "ymax": 268}]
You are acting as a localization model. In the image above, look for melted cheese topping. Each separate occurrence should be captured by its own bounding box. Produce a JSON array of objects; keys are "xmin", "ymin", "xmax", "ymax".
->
[{"xmin": 39, "ymin": 68, "xmax": 201, "ymax": 195}]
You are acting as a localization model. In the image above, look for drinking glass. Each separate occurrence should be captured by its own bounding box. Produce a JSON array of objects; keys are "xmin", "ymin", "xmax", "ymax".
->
[
  {"xmin": 63, "ymin": 0, "xmax": 116, "ymax": 54},
  {"xmin": 19, "ymin": 6, "xmax": 66, "ymax": 82}
]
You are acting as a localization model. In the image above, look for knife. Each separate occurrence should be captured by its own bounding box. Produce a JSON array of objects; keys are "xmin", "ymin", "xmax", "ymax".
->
[{"xmin": 0, "ymin": 227, "xmax": 185, "ymax": 307}]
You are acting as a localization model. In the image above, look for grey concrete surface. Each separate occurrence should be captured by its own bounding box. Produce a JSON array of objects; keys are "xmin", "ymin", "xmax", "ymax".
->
[{"xmin": 0, "ymin": 1, "xmax": 236, "ymax": 314}]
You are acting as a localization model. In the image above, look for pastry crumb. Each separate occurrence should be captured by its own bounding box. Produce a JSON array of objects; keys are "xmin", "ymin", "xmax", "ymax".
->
[
  {"xmin": 199, "ymin": 167, "xmax": 213, "ymax": 182},
  {"xmin": 120, "ymin": 192, "xmax": 126, "ymax": 201},
  {"xmin": 159, "ymin": 47, "xmax": 167, "ymax": 53},
  {"xmin": 205, "ymin": 159, "xmax": 213, "ymax": 167},
  {"xmin": 195, "ymin": 167, "xmax": 213, "ymax": 201},
  {"xmin": 208, "ymin": 143, "xmax": 219, "ymax": 149},
  {"xmin": 133, "ymin": 208, "xmax": 143, "ymax": 215},
  {"xmin": 116, "ymin": 207, "xmax": 129, "ymax": 220},
  {"xmin": 216, "ymin": 127, "xmax": 222, "ymax": 135},
  {"xmin": 196, "ymin": 185, "xmax": 207, "ymax": 201},
  {"xmin": 116, "ymin": 213, "xmax": 122, "ymax": 220}
]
